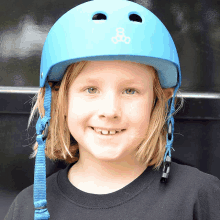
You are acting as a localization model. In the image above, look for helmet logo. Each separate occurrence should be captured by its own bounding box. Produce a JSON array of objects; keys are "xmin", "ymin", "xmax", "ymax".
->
[{"xmin": 111, "ymin": 28, "xmax": 131, "ymax": 44}]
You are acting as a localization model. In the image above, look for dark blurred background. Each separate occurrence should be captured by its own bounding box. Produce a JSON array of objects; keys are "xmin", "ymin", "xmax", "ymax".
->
[{"xmin": 1, "ymin": 0, "xmax": 220, "ymax": 218}]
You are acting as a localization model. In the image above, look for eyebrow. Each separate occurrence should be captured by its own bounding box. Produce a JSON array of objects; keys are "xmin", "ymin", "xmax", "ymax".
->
[
  {"xmin": 83, "ymin": 78, "xmax": 103, "ymax": 83},
  {"xmin": 80, "ymin": 78, "xmax": 144, "ymax": 86}
]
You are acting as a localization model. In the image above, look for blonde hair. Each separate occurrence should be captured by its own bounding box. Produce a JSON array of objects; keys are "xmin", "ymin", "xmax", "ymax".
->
[{"xmin": 28, "ymin": 60, "xmax": 184, "ymax": 169}]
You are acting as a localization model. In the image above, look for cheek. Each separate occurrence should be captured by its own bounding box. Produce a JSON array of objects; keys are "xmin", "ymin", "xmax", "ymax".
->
[
  {"xmin": 67, "ymin": 96, "xmax": 95, "ymax": 129},
  {"xmin": 68, "ymin": 96, "xmax": 89, "ymax": 116},
  {"xmin": 123, "ymin": 100, "xmax": 152, "ymax": 145},
  {"xmin": 126, "ymin": 99, "xmax": 152, "ymax": 122},
  {"xmin": 125, "ymin": 98, "xmax": 153, "ymax": 139},
  {"xmin": 67, "ymin": 96, "xmax": 82, "ymax": 129}
]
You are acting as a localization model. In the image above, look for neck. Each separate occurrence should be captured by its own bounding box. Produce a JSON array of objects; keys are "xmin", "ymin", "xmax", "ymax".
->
[{"xmin": 68, "ymin": 151, "xmax": 147, "ymax": 194}]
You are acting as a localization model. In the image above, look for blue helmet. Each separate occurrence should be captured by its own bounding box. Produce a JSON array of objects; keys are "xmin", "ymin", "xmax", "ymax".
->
[
  {"xmin": 40, "ymin": 0, "xmax": 180, "ymax": 89},
  {"xmin": 34, "ymin": 0, "xmax": 181, "ymax": 219}
]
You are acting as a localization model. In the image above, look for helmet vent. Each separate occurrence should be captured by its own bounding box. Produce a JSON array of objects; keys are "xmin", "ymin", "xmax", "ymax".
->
[
  {"xmin": 129, "ymin": 14, "xmax": 142, "ymax": 23},
  {"xmin": 92, "ymin": 13, "xmax": 107, "ymax": 20}
]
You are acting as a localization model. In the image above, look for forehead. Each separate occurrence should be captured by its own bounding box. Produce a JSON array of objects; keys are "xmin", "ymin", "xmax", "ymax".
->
[{"xmin": 77, "ymin": 60, "xmax": 155, "ymax": 80}]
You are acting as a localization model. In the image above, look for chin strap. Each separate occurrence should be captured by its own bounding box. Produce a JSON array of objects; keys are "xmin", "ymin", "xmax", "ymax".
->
[
  {"xmin": 34, "ymin": 80, "xmax": 51, "ymax": 219},
  {"xmin": 161, "ymin": 69, "xmax": 182, "ymax": 183},
  {"xmin": 160, "ymin": 117, "xmax": 173, "ymax": 183}
]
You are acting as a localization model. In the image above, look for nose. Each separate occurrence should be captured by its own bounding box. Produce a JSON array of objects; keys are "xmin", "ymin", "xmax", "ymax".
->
[{"xmin": 97, "ymin": 91, "xmax": 121, "ymax": 119}]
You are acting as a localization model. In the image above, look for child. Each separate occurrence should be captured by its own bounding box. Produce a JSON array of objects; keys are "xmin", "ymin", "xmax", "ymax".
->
[{"xmin": 5, "ymin": 0, "xmax": 220, "ymax": 219}]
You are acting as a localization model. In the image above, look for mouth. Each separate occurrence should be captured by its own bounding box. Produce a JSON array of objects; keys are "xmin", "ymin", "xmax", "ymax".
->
[{"xmin": 90, "ymin": 127, "xmax": 126, "ymax": 136}]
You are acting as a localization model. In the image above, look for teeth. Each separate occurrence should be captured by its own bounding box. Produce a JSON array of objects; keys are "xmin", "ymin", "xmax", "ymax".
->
[
  {"xmin": 110, "ymin": 130, "xmax": 116, "ymax": 135},
  {"xmin": 93, "ymin": 127, "xmax": 123, "ymax": 135},
  {"xmin": 101, "ymin": 130, "xmax": 108, "ymax": 135}
]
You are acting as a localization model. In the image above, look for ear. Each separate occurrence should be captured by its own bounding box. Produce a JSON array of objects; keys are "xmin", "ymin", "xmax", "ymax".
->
[{"xmin": 163, "ymin": 87, "xmax": 174, "ymax": 101}]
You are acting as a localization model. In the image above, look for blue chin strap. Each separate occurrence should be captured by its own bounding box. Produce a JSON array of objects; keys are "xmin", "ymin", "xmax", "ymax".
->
[
  {"xmin": 34, "ymin": 80, "xmax": 51, "ymax": 219},
  {"xmin": 160, "ymin": 69, "xmax": 182, "ymax": 183}
]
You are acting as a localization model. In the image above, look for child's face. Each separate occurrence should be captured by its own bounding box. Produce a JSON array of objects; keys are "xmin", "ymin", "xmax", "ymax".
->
[{"xmin": 67, "ymin": 60, "xmax": 155, "ymax": 163}]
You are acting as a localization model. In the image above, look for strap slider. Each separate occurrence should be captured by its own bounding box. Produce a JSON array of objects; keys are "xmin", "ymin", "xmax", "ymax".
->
[
  {"xmin": 168, "ymin": 121, "xmax": 172, "ymax": 140},
  {"xmin": 35, "ymin": 205, "xmax": 47, "ymax": 210},
  {"xmin": 42, "ymin": 122, "xmax": 49, "ymax": 141}
]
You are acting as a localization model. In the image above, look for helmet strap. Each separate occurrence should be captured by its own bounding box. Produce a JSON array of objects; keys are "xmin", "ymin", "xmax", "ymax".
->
[
  {"xmin": 160, "ymin": 102, "xmax": 174, "ymax": 183},
  {"xmin": 161, "ymin": 70, "xmax": 181, "ymax": 183},
  {"xmin": 34, "ymin": 80, "xmax": 51, "ymax": 219}
]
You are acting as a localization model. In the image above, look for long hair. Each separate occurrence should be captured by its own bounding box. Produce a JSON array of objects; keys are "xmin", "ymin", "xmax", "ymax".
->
[{"xmin": 28, "ymin": 60, "xmax": 184, "ymax": 168}]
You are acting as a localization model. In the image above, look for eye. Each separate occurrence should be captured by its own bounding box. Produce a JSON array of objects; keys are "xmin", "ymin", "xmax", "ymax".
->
[
  {"xmin": 92, "ymin": 13, "xmax": 107, "ymax": 20},
  {"xmin": 85, "ymin": 87, "xmax": 138, "ymax": 95},
  {"xmin": 86, "ymin": 87, "xmax": 98, "ymax": 94},
  {"xmin": 124, "ymin": 88, "xmax": 137, "ymax": 95},
  {"xmin": 129, "ymin": 13, "xmax": 142, "ymax": 23}
]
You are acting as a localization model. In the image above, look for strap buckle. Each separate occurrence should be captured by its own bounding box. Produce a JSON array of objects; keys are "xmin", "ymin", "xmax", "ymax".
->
[{"xmin": 160, "ymin": 155, "xmax": 171, "ymax": 183}]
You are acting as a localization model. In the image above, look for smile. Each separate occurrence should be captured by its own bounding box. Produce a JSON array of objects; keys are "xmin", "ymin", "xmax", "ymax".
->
[{"xmin": 90, "ymin": 127, "xmax": 126, "ymax": 135}]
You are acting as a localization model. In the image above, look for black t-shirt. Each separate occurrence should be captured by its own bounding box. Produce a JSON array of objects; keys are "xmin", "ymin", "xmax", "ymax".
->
[{"xmin": 5, "ymin": 162, "xmax": 220, "ymax": 220}]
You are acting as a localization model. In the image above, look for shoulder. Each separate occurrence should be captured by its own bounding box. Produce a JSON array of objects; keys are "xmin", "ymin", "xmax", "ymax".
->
[
  {"xmin": 170, "ymin": 161, "xmax": 220, "ymax": 188},
  {"xmin": 4, "ymin": 183, "xmax": 35, "ymax": 220},
  {"xmin": 16, "ymin": 169, "xmax": 59, "ymax": 202},
  {"xmin": 4, "ymin": 170, "xmax": 59, "ymax": 220},
  {"xmin": 169, "ymin": 162, "xmax": 220, "ymax": 217}
]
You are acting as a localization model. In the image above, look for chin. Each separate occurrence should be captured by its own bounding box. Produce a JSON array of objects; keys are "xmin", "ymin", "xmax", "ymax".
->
[
  {"xmin": 90, "ymin": 148, "xmax": 128, "ymax": 162},
  {"xmin": 94, "ymin": 155, "xmax": 121, "ymax": 162}
]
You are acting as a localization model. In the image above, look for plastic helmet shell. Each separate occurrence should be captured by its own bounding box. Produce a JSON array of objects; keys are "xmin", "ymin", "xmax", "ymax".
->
[{"xmin": 40, "ymin": 0, "xmax": 180, "ymax": 89}]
